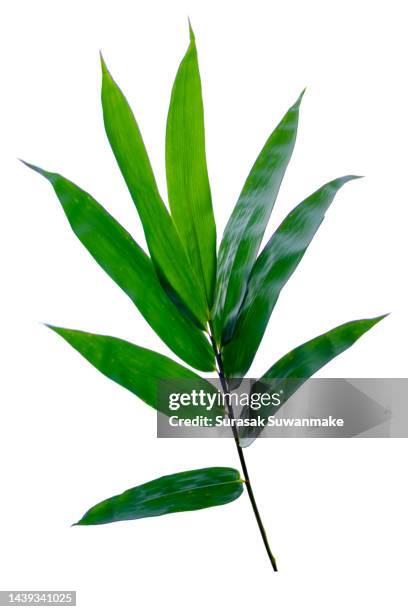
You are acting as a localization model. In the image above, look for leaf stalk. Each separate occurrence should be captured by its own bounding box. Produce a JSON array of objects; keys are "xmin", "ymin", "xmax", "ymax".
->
[{"xmin": 208, "ymin": 323, "xmax": 278, "ymax": 572}]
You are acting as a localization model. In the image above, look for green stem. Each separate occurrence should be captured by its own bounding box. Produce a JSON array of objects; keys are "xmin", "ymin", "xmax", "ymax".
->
[{"xmin": 208, "ymin": 324, "xmax": 278, "ymax": 572}]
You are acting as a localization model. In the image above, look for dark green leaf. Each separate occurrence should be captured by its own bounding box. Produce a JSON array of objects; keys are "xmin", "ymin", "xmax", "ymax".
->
[
  {"xmin": 212, "ymin": 91, "xmax": 304, "ymax": 344},
  {"xmin": 100, "ymin": 56, "xmax": 208, "ymax": 327},
  {"xmin": 239, "ymin": 315, "xmax": 387, "ymax": 444},
  {"xmin": 166, "ymin": 24, "xmax": 216, "ymax": 308},
  {"xmin": 24, "ymin": 163, "xmax": 214, "ymax": 372},
  {"xmin": 223, "ymin": 176, "xmax": 359, "ymax": 378},
  {"xmin": 75, "ymin": 467, "xmax": 243, "ymax": 525},
  {"xmin": 48, "ymin": 326, "xmax": 221, "ymax": 418}
]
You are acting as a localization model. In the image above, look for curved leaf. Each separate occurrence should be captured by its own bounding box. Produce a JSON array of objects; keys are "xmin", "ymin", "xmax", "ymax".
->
[
  {"xmin": 48, "ymin": 326, "xmax": 220, "ymax": 418},
  {"xmin": 100, "ymin": 56, "xmax": 207, "ymax": 327},
  {"xmin": 223, "ymin": 176, "xmax": 359, "ymax": 377},
  {"xmin": 166, "ymin": 24, "xmax": 216, "ymax": 307},
  {"xmin": 24, "ymin": 163, "xmax": 214, "ymax": 372},
  {"xmin": 239, "ymin": 315, "xmax": 387, "ymax": 444},
  {"xmin": 75, "ymin": 467, "xmax": 243, "ymax": 525},
  {"xmin": 212, "ymin": 91, "xmax": 304, "ymax": 344}
]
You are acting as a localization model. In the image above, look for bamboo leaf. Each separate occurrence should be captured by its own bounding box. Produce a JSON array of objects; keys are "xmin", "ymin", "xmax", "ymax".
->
[
  {"xmin": 24, "ymin": 163, "xmax": 214, "ymax": 372},
  {"xmin": 239, "ymin": 315, "xmax": 388, "ymax": 444},
  {"xmin": 48, "ymin": 326, "xmax": 221, "ymax": 418},
  {"xmin": 166, "ymin": 24, "xmax": 216, "ymax": 308},
  {"xmin": 212, "ymin": 91, "xmax": 304, "ymax": 344},
  {"xmin": 223, "ymin": 176, "xmax": 359, "ymax": 378},
  {"xmin": 100, "ymin": 56, "xmax": 208, "ymax": 327},
  {"xmin": 74, "ymin": 467, "xmax": 243, "ymax": 525}
]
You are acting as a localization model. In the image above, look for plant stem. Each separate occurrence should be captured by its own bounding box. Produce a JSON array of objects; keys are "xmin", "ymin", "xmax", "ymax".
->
[{"xmin": 208, "ymin": 325, "xmax": 278, "ymax": 572}]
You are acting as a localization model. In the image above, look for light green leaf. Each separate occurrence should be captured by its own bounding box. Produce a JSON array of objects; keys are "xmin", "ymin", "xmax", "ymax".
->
[
  {"xmin": 239, "ymin": 315, "xmax": 388, "ymax": 444},
  {"xmin": 74, "ymin": 467, "xmax": 244, "ymax": 525},
  {"xmin": 223, "ymin": 176, "xmax": 359, "ymax": 378},
  {"xmin": 24, "ymin": 163, "xmax": 214, "ymax": 372},
  {"xmin": 100, "ymin": 56, "xmax": 208, "ymax": 327},
  {"xmin": 166, "ymin": 24, "xmax": 216, "ymax": 308},
  {"xmin": 48, "ymin": 326, "xmax": 221, "ymax": 418},
  {"xmin": 212, "ymin": 91, "xmax": 304, "ymax": 344}
]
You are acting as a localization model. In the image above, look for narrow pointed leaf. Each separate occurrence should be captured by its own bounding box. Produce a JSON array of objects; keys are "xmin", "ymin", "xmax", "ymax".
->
[
  {"xmin": 24, "ymin": 163, "xmax": 214, "ymax": 371},
  {"xmin": 100, "ymin": 57, "xmax": 207, "ymax": 326},
  {"xmin": 48, "ymin": 326, "xmax": 221, "ymax": 418},
  {"xmin": 166, "ymin": 25, "xmax": 216, "ymax": 307},
  {"xmin": 213, "ymin": 91, "xmax": 304, "ymax": 344},
  {"xmin": 239, "ymin": 315, "xmax": 387, "ymax": 444},
  {"xmin": 75, "ymin": 467, "xmax": 243, "ymax": 525},
  {"xmin": 223, "ymin": 176, "xmax": 359, "ymax": 377}
]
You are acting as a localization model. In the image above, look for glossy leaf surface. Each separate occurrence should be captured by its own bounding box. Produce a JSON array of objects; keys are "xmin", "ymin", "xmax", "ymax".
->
[
  {"xmin": 166, "ymin": 25, "xmax": 216, "ymax": 307},
  {"xmin": 213, "ymin": 92, "xmax": 304, "ymax": 344},
  {"xmin": 24, "ymin": 163, "xmax": 214, "ymax": 372},
  {"xmin": 49, "ymin": 326, "xmax": 221, "ymax": 418},
  {"xmin": 101, "ymin": 56, "xmax": 207, "ymax": 326},
  {"xmin": 75, "ymin": 467, "xmax": 243, "ymax": 525},
  {"xmin": 223, "ymin": 176, "xmax": 359, "ymax": 377},
  {"xmin": 239, "ymin": 315, "xmax": 387, "ymax": 444}
]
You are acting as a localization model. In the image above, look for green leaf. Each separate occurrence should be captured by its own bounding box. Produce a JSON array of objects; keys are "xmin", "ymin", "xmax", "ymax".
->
[
  {"xmin": 239, "ymin": 315, "xmax": 388, "ymax": 444},
  {"xmin": 223, "ymin": 176, "xmax": 359, "ymax": 378},
  {"xmin": 74, "ymin": 467, "xmax": 244, "ymax": 525},
  {"xmin": 48, "ymin": 326, "xmax": 221, "ymax": 418},
  {"xmin": 24, "ymin": 163, "xmax": 214, "ymax": 372},
  {"xmin": 212, "ymin": 91, "xmax": 304, "ymax": 344},
  {"xmin": 166, "ymin": 24, "xmax": 216, "ymax": 308},
  {"xmin": 100, "ymin": 55, "xmax": 208, "ymax": 327}
]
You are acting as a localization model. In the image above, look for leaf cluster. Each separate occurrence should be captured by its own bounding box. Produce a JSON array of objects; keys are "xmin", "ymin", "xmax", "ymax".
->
[{"xmin": 25, "ymin": 26, "xmax": 385, "ymax": 527}]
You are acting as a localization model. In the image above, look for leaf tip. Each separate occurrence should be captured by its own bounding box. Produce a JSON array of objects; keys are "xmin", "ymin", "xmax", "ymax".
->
[
  {"xmin": 99, "ymin": 51, "xmax": 109, "ymax": 77},
  {"xmin": 188, "ymin": 17, "xmax": 195, "ymax": 42},
  {"xmin": 298, "ymin": 87, "xmax": 307, "ymax": 101},
  {"xmin": 346, "ymin": 174, "xmax": 363, "ymax": 181},
  {"xmin": 337, "ymin": 174, "xmax": 364, "ymax": 187},
  {"xmin": 291, "ymin": 88, "xmax": 306, "ymax": 111},
  {"xmin": 366, "ymin": 313, "xmax": 390, "ymax": 330},
  {"xmin": 20, "ymin": 160, "xmax": 56, "ymax": 184},
  {"xmin": 19, "ymin": 159, "xmax": 42, "ymax": 174},
  {"xmin": 44, "ymin": 323, "xmax": 63, "ymax": 336}
]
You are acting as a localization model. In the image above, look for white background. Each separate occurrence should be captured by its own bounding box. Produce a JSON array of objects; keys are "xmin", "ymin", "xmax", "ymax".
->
[{"xmin": 1, "ymin": 0, "xmax": 407, "ymax": 609}]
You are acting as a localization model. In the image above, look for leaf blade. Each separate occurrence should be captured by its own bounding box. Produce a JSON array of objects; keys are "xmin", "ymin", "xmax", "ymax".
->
[
  {"xmin": 223, "ymin": 176, "xmax": 359, "ymax": 377},
  {"xmin": 213, "ymin": 91, "xmax": 304, "ymax": 344},
  {"xmin": 48, "ymin": 326, "xmax": 221, "ymax": 418},
  {"xmin": 75, "ymin": 467, "xmax": 243, "ymax": 525},
  {"xmin": 100, "ymin": 56, "xmax": 207, "ymax": 326},
  {"xmin": 240, "ymin": 315, "xmax": 388, "ymax": 444},
  {"xmin": 166, "ymin": 25, "xmax": 216, "ymax": 307},
  {"xmin": 24, "ymin": 163, "xmax": 214, "ymax": 371}
]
